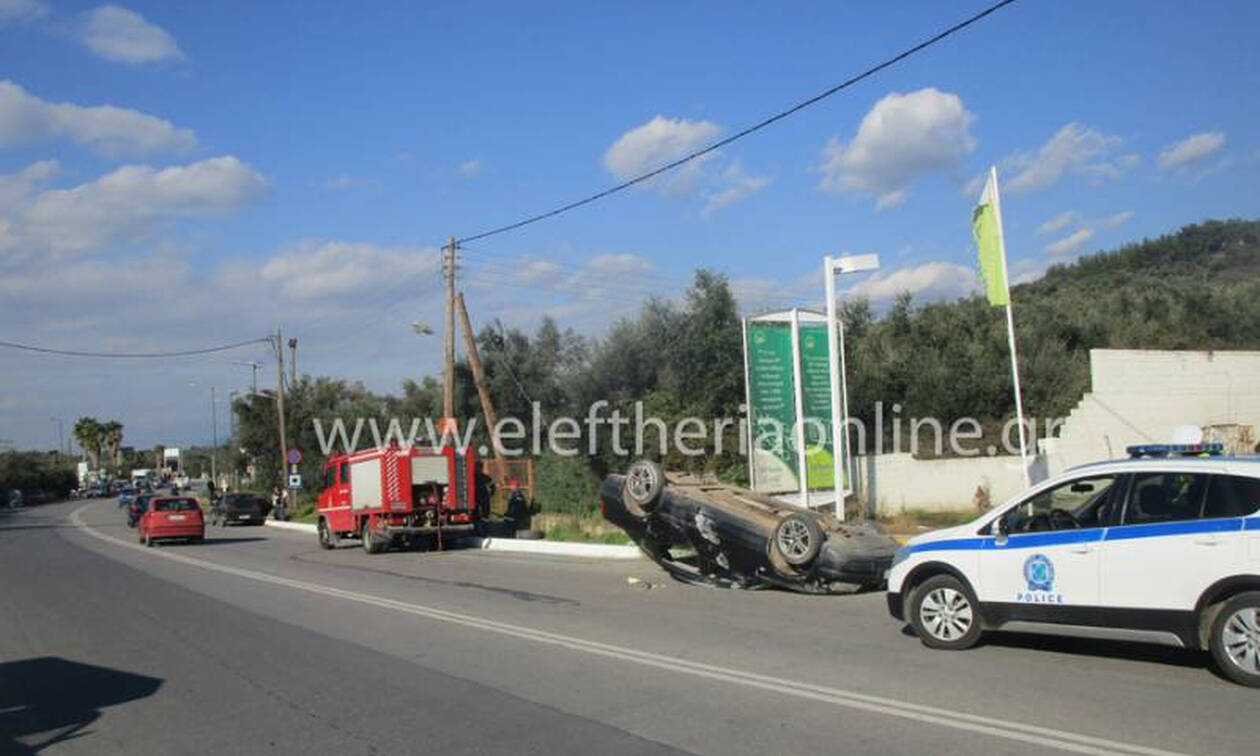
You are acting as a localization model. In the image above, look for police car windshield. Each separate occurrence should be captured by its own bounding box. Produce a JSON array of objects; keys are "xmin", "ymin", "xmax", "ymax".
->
[{"xmin": 1002, "ymin": 475, "xmax": 1117, "ymax": 533}]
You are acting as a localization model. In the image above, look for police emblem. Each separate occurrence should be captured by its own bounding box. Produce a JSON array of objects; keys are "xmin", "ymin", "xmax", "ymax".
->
[{"xmin": 1023, "ymin": 553, "xmax": 1055, "ymax": 592}]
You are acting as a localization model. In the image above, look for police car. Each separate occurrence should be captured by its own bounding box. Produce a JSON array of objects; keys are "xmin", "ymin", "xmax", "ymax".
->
[{"xmin": 887, "ymin": 444, "xmax": 1260, "ymax": 687}]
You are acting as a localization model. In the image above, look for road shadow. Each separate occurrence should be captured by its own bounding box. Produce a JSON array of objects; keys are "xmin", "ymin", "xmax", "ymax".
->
[{"xmin": 0, "ymin": 656, "xmax": 162, "ymax": 754}]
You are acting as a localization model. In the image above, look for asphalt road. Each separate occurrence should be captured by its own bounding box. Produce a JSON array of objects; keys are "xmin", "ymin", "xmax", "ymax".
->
[{"xmin": 1, "ymin": 499, "xmax": 1255, "ymax": 756}]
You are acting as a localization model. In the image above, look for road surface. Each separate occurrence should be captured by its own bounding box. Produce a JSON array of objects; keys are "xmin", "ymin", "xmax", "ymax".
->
[{"xmin": 0, "ymin": 499, "xmax": 1253, "ymax": 755}]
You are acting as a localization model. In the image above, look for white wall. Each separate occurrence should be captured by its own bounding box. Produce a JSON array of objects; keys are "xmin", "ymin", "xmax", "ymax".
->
[{"xmin": 855, "ymin": 451, "xmax": 1028, "ymax": 516}]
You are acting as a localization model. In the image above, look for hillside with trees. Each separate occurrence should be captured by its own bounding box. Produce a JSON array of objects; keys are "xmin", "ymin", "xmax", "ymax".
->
[{"xmin": 230, "ymin": 218, "xmax": 1260, "ymax": 506}]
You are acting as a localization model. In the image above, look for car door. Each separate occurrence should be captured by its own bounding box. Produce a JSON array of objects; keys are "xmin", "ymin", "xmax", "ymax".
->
[
  {"xmin": 1101, "ymin": 469, "xmax": 1242, "ymax": 614},
  {"xmin": 977, "ymin": 474, "xmax": 1118, "ymax": 624}
]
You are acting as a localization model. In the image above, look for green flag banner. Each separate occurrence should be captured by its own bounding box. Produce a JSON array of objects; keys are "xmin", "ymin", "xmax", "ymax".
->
[{"xmin": 972, "ymin": 170, "xmax": 1009, "ymax": 307}]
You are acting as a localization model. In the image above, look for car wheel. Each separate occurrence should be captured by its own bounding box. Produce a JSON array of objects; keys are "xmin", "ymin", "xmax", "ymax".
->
[
  {"xmin": 772, "ymin": 513, "xmax": 824, "ymax": 567},
  {"xmin": 515, "ymin": 529, "xmax": 545, "ymax": 540},
  {"xmin": 1209, "ymin": 591, "xmax": 1260, "ymax": 687},
  {"xmin": 144, "ymin": 532, "xmax": 154, "ymax": 548},
  {"xmin": 318, "ymin": 518, "xmax": 335, "ymax": 550},
  {"xmin": 909, "ymin": 575, "xmax": 982, "ymax": 650},
  {"xmin": 622, "ymin": 460, "xmax": 664, "ymax": 518},
  {"xmin": 361, "ymin": 520, "xmax": 383, "ymax": 555}
]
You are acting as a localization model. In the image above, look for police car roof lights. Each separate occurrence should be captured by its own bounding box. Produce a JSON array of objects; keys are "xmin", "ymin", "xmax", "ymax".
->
[{"xmin": 1125, "ymin": 443, "xmax": 1224, "ymax": 458}]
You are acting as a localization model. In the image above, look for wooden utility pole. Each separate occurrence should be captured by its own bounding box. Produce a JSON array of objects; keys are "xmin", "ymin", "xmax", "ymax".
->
[
  {"xmin": 443, "ymin": 237, "xmax": 456, "ymax": 419},
  {"xmin": 456, "ymin": 293, "xmax": 507, "ymax": 480},
  {"xmin": 274, "ymin": 328, "xmax": 288, "ymax": 486}
]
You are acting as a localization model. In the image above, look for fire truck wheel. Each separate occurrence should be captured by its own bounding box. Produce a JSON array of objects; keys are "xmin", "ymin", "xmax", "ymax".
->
[
  {"xmin": 317, "ymin": 518, "xmax": 335, "ymax": 550},
  {"xmin": 360, "ymin": 520, "xmax": 384, "ymax": 554}
]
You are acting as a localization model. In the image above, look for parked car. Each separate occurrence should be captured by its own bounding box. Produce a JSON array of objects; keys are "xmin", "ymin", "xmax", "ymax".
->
[
  {"xmin": 600, "ymin": 460, "xmax": 899, "ymax": 593},
  {"xmin": 887, "ymin": 443, "xmax": 1260, "ymax": 687},
  {"xmin": 138, "ymin": 496, "xmax": 204, "ymax": 546},
  {"xmin": 210, "ymin": 493, "xmax": 270, "ymax": 526}
]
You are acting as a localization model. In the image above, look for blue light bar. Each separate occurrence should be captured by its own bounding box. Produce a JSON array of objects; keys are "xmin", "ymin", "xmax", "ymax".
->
[{"xmin": 1126, "ymin": 443, "xmax": 1224, "ymax": 458}]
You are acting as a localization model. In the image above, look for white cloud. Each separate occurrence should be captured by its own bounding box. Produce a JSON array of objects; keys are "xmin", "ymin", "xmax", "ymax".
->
[
  {"xmin": 849, "ymin": 261, "xmax": 978, "ymax": 303},
  {"xmin": 1158, "ymin": 131, "xmax": 1225, "ymax": 171},
  {"xmin": 703, "ymin": 161, "xmax": 771, "ymax": 216},
  {"xmin": 1095, "ymin": 210, "xmax": 1134, "ymax": 230},
  {"xmin": 0, "ymin": 80, "xmax": 196, "ymax": 156},
  {"xmin": 1079, "ymin": 152, "xmax": 1140, "ymax": 181},
  {"xmin": 1045, "ymin": 228, "xmax": 1094, "ymax": 257},
  {"xmin": 80, "ymin": 5, "xmax": 183, "ymax": 64},
  {"xmin": 818, "ymin": 88, "xmax": 975, "ymax": 208},
  {"xmin": 0, "ymin": 0, "xmax": 47, "ymax": 23},
  {"xmin": 0, "ymin": 159, "xmax": 56, "ymax": 208},
  {"xmin": 259, "ymin": 240, "xmax": 440, "ymax": 300},
  {"xmin": 458, "ymin": 159, "xmax": 482, "ymax": 178},
  {"xmin": 603, "ymin": 115, "xmax": 721, "ymax": 194},
  {"xmin": 1004, "ymin": 123, "xmax": 1124, "ymax": 193},
  {"xmin": 5, "ymin": 156, "xmax": 268, "ymax": 256},
  {"xmin": 1036, "ymin": 210, "xmax": 1077, "ymax": 236}
]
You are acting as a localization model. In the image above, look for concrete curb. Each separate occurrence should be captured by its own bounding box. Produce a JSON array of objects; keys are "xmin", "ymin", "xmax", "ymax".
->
[{"xmin": 262, "ymin": 520, "xmax": 643, "ymax": 560}]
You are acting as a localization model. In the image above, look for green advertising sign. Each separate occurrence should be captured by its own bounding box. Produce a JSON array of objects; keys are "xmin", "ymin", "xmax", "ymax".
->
[
  {"xmin": 798, "ymin": 324, "xmax": 836, "ymax": 490},
  {"xmin": 745, "ymin": 321, "xmax": 798, "ymax": 492},
  {"xmin": 745, "ymin": 316, "xmax": 841, "ymax": 494}
]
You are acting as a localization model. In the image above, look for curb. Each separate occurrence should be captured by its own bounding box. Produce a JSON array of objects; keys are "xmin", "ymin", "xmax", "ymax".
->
[{"xmin": 263, "ymin": 520, "xmax": 643, "ymax": 560}]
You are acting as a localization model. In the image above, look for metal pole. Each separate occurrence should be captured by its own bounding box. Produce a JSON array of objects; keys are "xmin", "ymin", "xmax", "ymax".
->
[
  {"xmin": 443, "ymin": 237, "xmax": 456, "ymax": 419},
  {"xmin": 989, "ymin": 166, "xmax": 1031, "ymax": 486},
  {"xmin": 274, "ymin": 329, "xmax": 288, "ymax": 489},
  {"xmin": 789, "ymin": 308, "xmax": 808, "ymax": 508},
  {"xmin": 824, "ymin": 257, "xmax": 844, "ymax": 519},
  {"xmin": 740, "ymin": 317, "xmax": 755, "ymax": 491},
  {"xmin": 210, "ymin": 386, "xmax": 218, "ymax": 485}
]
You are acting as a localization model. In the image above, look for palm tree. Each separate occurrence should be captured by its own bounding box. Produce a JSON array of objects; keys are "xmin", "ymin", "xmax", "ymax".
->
[
  {"xmin": 101, "ymin": 421, "xmax": 124, "ymax": 474},
  {"xmin": 73, "ymin": 417, "xmax": 103, "ymax": 470}
]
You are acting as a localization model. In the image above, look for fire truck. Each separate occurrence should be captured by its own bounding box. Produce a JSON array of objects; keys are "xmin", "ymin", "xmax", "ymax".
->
[{"xmin": 316, "ymin": 441, "xmax": 478, "ymax": 553}]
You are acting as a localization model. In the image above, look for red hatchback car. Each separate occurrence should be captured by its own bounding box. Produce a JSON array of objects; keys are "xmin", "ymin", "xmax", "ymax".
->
[{"xmin": 138, "ymin": 496, "xmax": 205, "ymax": 546}]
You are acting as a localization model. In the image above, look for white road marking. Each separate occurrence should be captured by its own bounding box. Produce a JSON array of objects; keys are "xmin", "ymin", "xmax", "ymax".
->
[{"xmin": 70, "ymin": 504, "xmax": 1189, "ymax": 756}]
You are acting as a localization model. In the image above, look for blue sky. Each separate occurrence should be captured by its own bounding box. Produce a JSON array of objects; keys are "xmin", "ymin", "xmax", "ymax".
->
[{"xmin": 1, "ymin": 0, "xmax": 1257, "ymax": 449}]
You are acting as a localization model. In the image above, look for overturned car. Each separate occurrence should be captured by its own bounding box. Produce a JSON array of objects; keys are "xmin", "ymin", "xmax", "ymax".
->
[{"xmin": 600, "ymin": 461, "xmax": 899, "ymax": 594}]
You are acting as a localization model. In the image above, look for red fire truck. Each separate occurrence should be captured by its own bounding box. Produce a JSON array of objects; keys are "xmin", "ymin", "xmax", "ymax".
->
[{"xmin": 316, "ymin": 441, "xmax": 478, "ymax": 553}]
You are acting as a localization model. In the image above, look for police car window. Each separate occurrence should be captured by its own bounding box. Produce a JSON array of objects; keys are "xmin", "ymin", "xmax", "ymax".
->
[
  {"xmin": 1203, "ymin": 475, "xmax": 1260, "ymax": 519},
  {"xmin": 1000, "ymin": 475, "xmax": 1117, "ymax": 533},
  {"xmin": 1122, "ymin": 472, "xmax": 1209, "ymax": 526}
]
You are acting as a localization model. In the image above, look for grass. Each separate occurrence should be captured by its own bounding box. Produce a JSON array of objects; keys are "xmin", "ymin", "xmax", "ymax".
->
[{"xmin": 535, "ymin": 513, "xmax": 632, "ymax": 545}]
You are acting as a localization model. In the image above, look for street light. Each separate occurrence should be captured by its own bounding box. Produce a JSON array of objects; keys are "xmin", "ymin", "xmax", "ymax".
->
[
  {"xmin": 189, "ymin": 382, "xmax": 218, "ymax": 485},
  {"xmin": 823, "ymin": 253, "xmax": 880, "ymax": 519},
  {"xmin": 233, "ymin": 361, "xmax": 262, "ymax": 394},
  {"xmin": 411, "ymin": 321, "xmax": 434, "ymax": 335}
]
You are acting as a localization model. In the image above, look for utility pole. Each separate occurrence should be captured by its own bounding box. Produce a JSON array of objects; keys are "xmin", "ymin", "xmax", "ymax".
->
[
  {"xmin": 210, "ymin": 386, "xmax": 218, "ymax": 486},
  {"xmin": 234, "ymin": 361, "xmax": 260, "ymax": 394},
  {"xmin": 456, "ymin": 293, "xmax": 507, "ymax": 481},
  {"xmin": 443, "ymin": 237, "xmax": 456, "ymax": 420},
  {"xmin": 274, "ymin": 328, "xmax": 288, "ymax": 488},
  {"xmin": 288, "ymin": 337, "xmax": 298, "ymax": 385}
]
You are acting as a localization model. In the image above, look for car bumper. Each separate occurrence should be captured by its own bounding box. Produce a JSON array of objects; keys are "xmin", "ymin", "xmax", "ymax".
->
[
  {"xmin": 147, "ymin": 525, "xmax": 204, "ymax": 539},
  {"xmin": 886, "ymin": 591, "xmax": 904, "ymax": 621}
]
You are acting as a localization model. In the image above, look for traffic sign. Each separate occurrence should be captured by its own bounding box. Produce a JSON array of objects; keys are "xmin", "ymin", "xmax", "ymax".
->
[
  {"xmin": 287, "ymin": 474, "xmax": 302, "ymax": 489},
  {"xmin": 286, "ymin": 448, "xmax": 302, "ymax": 465}
]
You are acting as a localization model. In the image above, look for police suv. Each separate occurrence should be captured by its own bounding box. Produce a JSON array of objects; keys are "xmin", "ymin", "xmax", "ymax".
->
[{"xmin": 887, "ymin": 444, "xmax": 1260, "ymax": 687}]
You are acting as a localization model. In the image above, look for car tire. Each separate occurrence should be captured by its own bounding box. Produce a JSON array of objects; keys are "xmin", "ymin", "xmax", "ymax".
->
[
  {"xmin": 318, "ymin": 518, "xmax": 335, "ymax": 550},
  {"xmin": 515, "ymin": 529, "xmax": 545, "ymax": 540},
  {"xmin": 361, "ymin": 520, "xmax": 384, "ymax": 555},
  {"xmin": 1209, "ymin": 591, "xmax": 1260, "ymax": 687},
  {"xmin": 909, "ymin": 574, "xmax": 983, "ymax": 650},
  {"xmin": 622, "ymin": 460, "xmax": 664, "ymax": 518},
  {"xmin": 144, "ymin": 532, "xmax": 154, "ymax": 548},
  {"xmin": 772, "ymin": 513, "xmax": 824, "ymax": 567}
]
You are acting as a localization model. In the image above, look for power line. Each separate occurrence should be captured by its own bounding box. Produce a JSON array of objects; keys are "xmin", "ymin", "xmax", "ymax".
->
[
  {"xmin": 455, "ymin": 0, "xmax": 1021, "ymax": 245},
  {"xmin": 0, "ymin": 337, "xmax": 273, "ymax": 359}
]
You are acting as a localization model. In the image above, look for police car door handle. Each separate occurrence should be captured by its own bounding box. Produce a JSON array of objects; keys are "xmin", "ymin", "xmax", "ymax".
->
[
  {"xmin": 1068, "ymin": 544, "xmax": 1092, "ymax": 554},
  {"xmin": 1194, "ymin": 536, "xmax": 1219, "ymax": 546}
]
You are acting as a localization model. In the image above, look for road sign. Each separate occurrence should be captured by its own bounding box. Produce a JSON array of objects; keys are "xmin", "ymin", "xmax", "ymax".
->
[
  {"xmin": 287, "ymin": 474, "xmax": 302, "ymax": 489},
  {"xmin": 286, "ymin": 448, "xmax": 302, "ymax": 465}
]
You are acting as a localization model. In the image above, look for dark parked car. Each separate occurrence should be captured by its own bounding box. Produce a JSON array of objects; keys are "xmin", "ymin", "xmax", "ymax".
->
[
  {"xmin": 600, "ymin": 460, "xmax": 899, "ymax": 594},
  {"xmin": 210, "ymin": 493, "xmax": 270, "ymax": 526}
]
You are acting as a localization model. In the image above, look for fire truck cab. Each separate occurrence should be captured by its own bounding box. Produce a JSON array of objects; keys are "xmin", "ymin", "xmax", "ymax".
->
[{"xmin": 316, "ymin": 441, "xmax": 478, "ymax": 553}]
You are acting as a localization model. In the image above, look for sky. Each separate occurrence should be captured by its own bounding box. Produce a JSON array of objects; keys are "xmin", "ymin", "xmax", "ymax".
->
[{"xmin": 1, "ymin": 0, "xmax": 1257, "ymax": 450}]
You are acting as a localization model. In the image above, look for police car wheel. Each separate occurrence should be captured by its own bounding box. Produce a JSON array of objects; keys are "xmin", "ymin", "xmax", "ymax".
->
[
  {"xmin": 1209, "ymin": 591, "xmax": 1260, "ymax": 687},
  {"xmin": 910, "ymin": 575, "xmax": 982, "ymax": 650},
  {"xmin": 622, "ymin": 460, "xmax": 664, "ymax": 518}
]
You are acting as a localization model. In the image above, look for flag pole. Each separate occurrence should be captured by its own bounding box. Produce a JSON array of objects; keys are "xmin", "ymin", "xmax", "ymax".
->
[{"xmin": 988, "ymin": 166, "xmax": 1031, "ymax": 486}]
